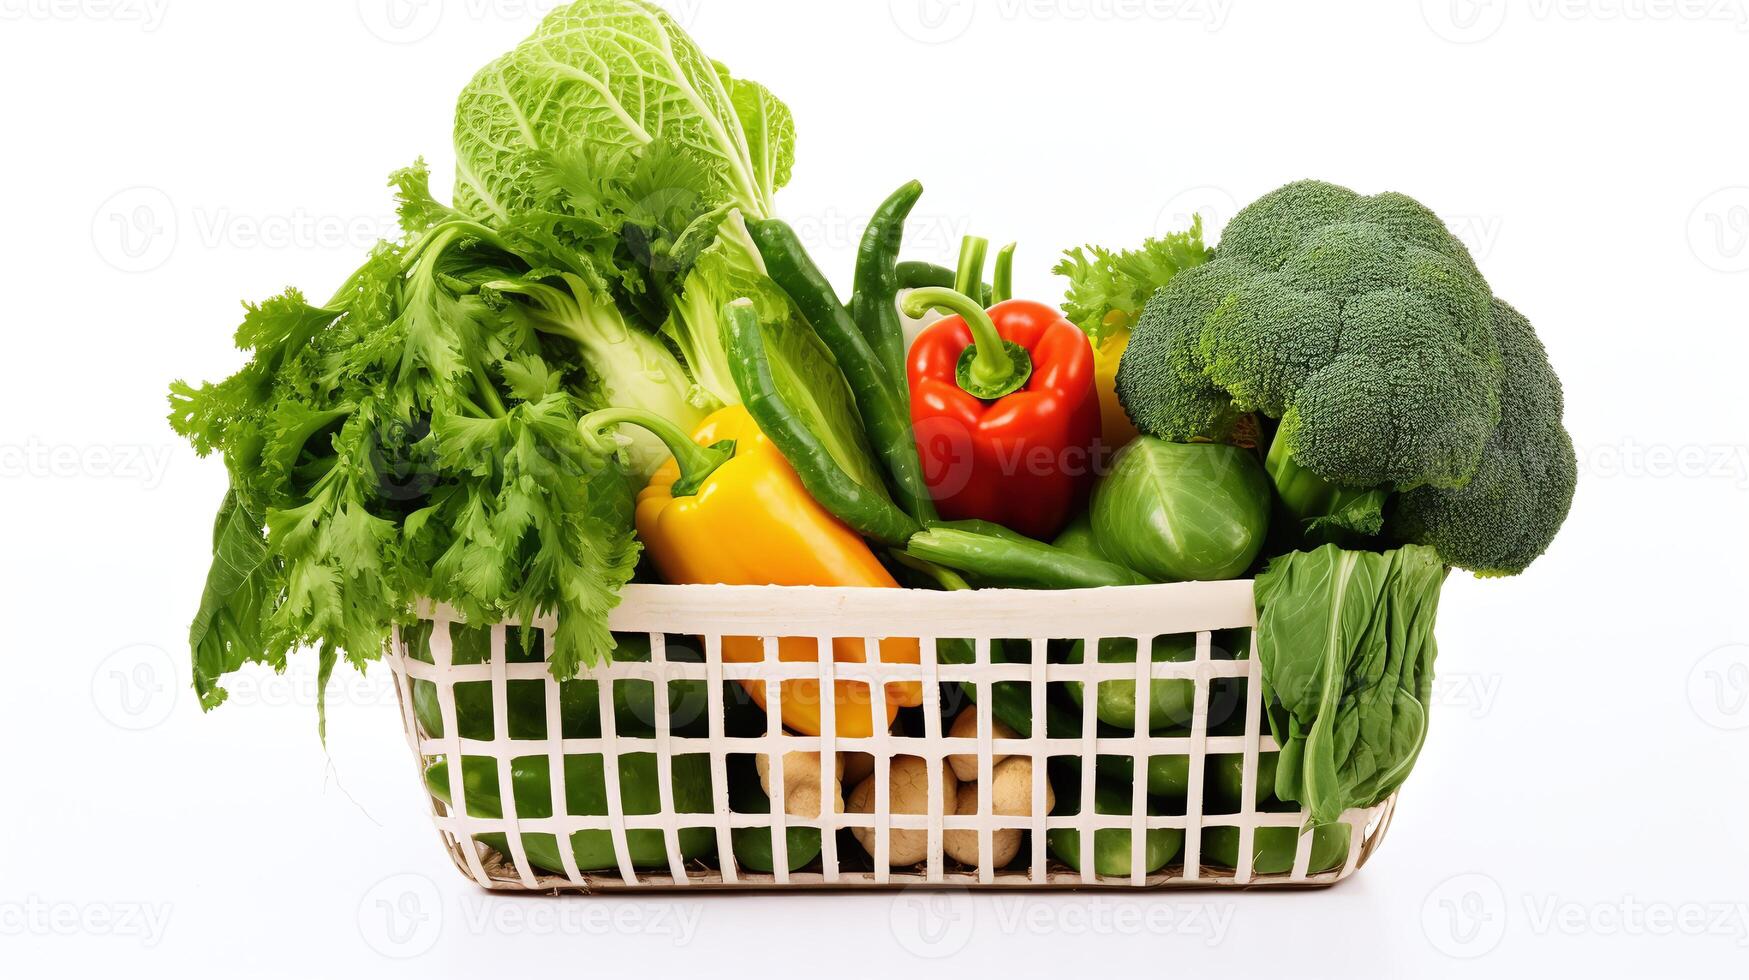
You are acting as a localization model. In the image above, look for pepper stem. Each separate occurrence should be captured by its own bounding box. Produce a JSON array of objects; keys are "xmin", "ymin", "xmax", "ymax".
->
[
  {"xmin": 901, "ymin": 286, "xmax": 1033, "ymax": 400},
  {"xmin": 954, "ymin": 236, "xmax": 988, "ymax": 300},
  {"xmin": 992, "ymin": 242, "xmax": 1016, "ymax": 305},
  {"xmin": 578, "ymin": 408, "xmax": 734, "ymax": 496}
]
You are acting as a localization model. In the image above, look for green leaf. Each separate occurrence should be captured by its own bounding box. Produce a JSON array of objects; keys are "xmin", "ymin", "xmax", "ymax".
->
[
  {"xmin": 718, "ymin": 64, "xmax": 796, "ymax": 207},
  {"xmin": 188, "ymin": 489, "xmax": 275, "ymax": 711},
  {"xmin": 1253, "ymin": 544, "xmax": 1445, "ymax": 825},
  {"xmin": 1055, "ymin": 217, "xmax": 1212, "ymax": 342},
  {"xmin": 453, "ymin": 0, "xmax": 791, "ymax": 223}
]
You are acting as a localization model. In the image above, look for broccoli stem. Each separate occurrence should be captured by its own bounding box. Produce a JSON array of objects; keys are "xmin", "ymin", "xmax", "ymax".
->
[{"xmin": 1264, "ymin": 425, "xmax": 1387, "ymax": 538}]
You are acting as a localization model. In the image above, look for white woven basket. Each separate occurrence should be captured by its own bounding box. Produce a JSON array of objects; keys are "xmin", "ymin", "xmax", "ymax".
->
[{"xmin": 386, "ymin": 582, "xmax": 1398, "ymax": 892}]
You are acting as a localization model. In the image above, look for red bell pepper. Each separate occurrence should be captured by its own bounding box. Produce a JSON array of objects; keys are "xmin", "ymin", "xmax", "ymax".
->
[{"xmin": 903, "ymin": 273, "xmax": 1101, "ymax": 541}]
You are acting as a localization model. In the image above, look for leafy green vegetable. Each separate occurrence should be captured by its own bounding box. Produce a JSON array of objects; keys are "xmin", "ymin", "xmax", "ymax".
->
[
  {"xmin": 483, "ymin": 270, "xmax": 704, "ymax": 478},
  {"xmin": 169, "ymin": 175, "xmax": 646, "ymax": 705},
  {"xmin": 452, "ymin": 0, "xmax": 792, "ymax": 224},
  {"xmin": 168, "ymin": 2, "xmax": 879, "ymax": 714},
  {"xmin": 1252, "ymin": 544, "xmax": 1444, "ymax": 826},
  {"xmin": 1115, "ymin": 180, "xmax": 1576, "ymax": 575},
  {"xmin": 1054, "ymin": 216, "xmax": 1213, "ymax": 342},
  {"xmin": 1091, "ymin": 438, "xmax": 1270, "ymax": 582}
]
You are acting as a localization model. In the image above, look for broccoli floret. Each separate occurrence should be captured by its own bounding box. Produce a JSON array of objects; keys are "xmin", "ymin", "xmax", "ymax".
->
[
  {"xmin": 1117, "ymin": 180, "xmax": 1575, "ymax": 575},
  {"xmin": 1393, "ymin": 300, "xmax": 1578, "ymax": 576}
]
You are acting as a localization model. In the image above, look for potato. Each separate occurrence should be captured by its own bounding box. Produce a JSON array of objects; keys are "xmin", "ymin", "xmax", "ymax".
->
[
  {"xmin": 785, "ymin": 777, "xmax": 844, "ymax": 820},
  {"xmin": 943, "ymin": 757, "xmax": 1054, "ymax": 870},
  {"xmin": 757, "ymin": 751, "xmax": 844, "ymax": 818},
  {"xmin": 848, "ymin": 756, "xmax": 957, "ymax": 866},
  {"xmin": 840, "ymin": 751, "xmax": 875, "ymax": 787},
  {"xmin": 947, "ymin": 707, "xmax": 1017, "ymax": 783}
]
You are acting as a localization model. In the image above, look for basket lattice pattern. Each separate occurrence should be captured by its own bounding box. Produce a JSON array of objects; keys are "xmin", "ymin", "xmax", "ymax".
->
[{"xmin": 386, "ymin": 582, "xmax": 1396, "ymax": 892}]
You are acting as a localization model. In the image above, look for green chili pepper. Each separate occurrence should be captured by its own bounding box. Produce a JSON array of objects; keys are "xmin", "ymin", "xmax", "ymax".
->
[
  {"xmin": 723, "ymin": 299, "xmax": 920, "ymax": 545},
  {"xmin": 905, "ymin": 527, "xmax": 1149, "ymax": 589},
  {"xmin": 896, "ymin": 261, "xmax": 993, "ymax": 305},
  {"xmin": 746, "ymin": 218, "xmax": 937, "ymax": 525},
  {"xmin": 924, "ymin": 518, "xmax": 1034, "ymax": 544},
  {"xmin": 424, "ymin": 752, "xmax": 716, "ymax": 874},
  {"xmin": 851, "ymin": 181, "xmax": 923, "ymax": 388}
]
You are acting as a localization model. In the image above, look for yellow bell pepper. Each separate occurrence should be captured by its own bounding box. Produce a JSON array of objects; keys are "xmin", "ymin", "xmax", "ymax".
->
[
  {"xmin": 1093, "ymin": 323, "xmax": 1141, "ymax": 452},
  {"xmin": 584, "ymin": 404, "xmax": 922, "ymax": 738}
]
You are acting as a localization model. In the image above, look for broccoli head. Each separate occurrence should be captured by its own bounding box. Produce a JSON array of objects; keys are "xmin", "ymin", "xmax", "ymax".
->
[
  {"xmin": 1117, "ymin": 180, "xmax": 1575, "ymax": 575},
  {"xmin": 1393, "ymin": 299, "xmax": 1578, "ymax": 576}
]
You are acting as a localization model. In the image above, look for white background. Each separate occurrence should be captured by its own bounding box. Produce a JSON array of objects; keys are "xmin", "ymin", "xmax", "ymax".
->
[{"xmin": 2, "ymin": 0, "xmax": 1746, "ymax": 975}]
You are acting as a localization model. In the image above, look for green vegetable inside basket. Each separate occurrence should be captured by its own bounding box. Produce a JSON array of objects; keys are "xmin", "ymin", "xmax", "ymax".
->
[
  {"xmin": 403, "ymin": 623, "xmax": 712, "ymax": 741},
  {"xmin": 425, "ymin": 752, "xmax": 716, "ymax": 874},
  {"xmin": 1046, "ymin": 778, "xmax": 1183, "ymax": 877},
  {"xmin": 406, "ymin": 621, "xmax": 734, "ymax": 875},
  {"xmin": 728, "ymin": 756, "xmax": 821, "ymax": 874},
  {"xmin": 1201, "ymin": 752, "xmax": 1350, "ymax": 875},
  {"xmin": 1062, "ymin": 634, "xmax": 1196, "ymax": 732}
]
